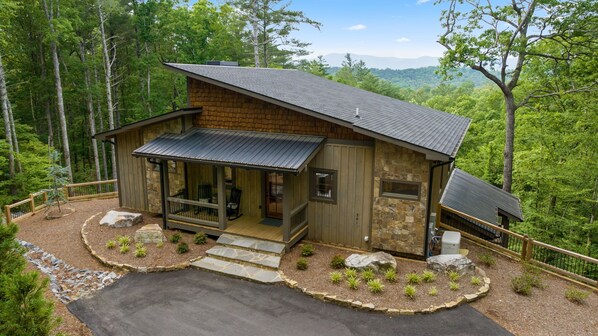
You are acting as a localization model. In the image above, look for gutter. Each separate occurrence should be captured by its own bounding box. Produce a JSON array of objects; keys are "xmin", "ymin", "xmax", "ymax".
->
[{"xmin": 424, "ymin": 159, "xmax": 454, "ymax": 257}]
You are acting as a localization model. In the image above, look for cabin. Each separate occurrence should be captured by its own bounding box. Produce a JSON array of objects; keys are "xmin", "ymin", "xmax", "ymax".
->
[{"xmin": 95, "ymin": 62, "xmax": 473, "ymax": 258}]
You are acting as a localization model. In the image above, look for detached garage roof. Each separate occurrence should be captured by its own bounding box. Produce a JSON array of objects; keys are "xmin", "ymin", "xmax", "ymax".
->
[
  {"xmin": 440, "ymin": 169, "xmax": 524, "ymax": 225},
  {"xmin": 164, "ymin": 63, "xmax": 471, "ymax": 160}
]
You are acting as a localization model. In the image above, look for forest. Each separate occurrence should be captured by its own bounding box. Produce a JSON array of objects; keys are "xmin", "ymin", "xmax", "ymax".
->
[{"xmin": 0, "ymin": 0, "xmax": 596, "ymax": 259}]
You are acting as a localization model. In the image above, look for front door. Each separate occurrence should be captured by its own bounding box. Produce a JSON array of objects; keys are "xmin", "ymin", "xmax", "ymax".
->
[{"xmin": 265, "ymin": 172, "xmax": 283, "ymax": 219}]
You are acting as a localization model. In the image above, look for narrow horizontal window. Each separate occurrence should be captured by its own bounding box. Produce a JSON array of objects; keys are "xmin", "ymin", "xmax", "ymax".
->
[
  {"xmin": 380, "ymin": 180, "xmax": 420, "ymax": 200},
  {"xmin": 310, "ymin": 169, "xmax": 337, "ymax": 203}
]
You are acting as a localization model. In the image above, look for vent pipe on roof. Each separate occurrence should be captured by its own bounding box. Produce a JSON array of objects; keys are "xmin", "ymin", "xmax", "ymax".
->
[
  {"xmin": 355, "ymin": 107, "xmax": 360, "ymax": 118},
  {"xmin": 206, "ymin": 61, "xmax": 239, "ymax": 66}
]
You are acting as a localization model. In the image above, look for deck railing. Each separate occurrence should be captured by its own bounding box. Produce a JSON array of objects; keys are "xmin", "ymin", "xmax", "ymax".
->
[
  {"xmin": 166, "ymin": 197, "xmax": 219, "ymax": 227},
  {"xmin": 290, "ymin": 202, "xmax": 308, "ymax": 237},
  {"xmin": 3, "ymin": 179, "xmax": 119, "ymax": 223}
]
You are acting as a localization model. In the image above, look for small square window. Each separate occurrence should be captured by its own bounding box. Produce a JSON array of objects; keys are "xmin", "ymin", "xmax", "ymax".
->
[
  {"xmin": 380, "ymin": 180, "xmax": 420, "ymax": 200},
  {"xmin": 310, "ymin": 169, "xmax": 337, "ymax": 203}
]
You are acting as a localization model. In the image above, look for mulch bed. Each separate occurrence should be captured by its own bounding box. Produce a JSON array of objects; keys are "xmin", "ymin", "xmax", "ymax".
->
[
  {"xmin": 280, "ymin": 243, "xmax": 479, "ymax": 311},
  {"xmin": 84, "ymin": 207, "xmax": 216, "ymax": 269}
]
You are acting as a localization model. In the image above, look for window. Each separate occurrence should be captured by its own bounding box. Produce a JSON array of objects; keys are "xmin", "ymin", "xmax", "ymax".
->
[
  {"xmin": 213, "ymin": 166, "xmax": 236, "ymax": 188},
  {"xmin": 310, "ymin": 169, "xmax": 337, "ymax": 203},
  {"xmin": 380, "ymin": 180, "xmax": 420, "ymax": 200}
]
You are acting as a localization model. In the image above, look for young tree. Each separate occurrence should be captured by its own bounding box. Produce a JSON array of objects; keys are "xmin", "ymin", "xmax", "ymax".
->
[
  {"xmin": 46, "ymin": 150, "xmax": 69, "ymax": 213},
  {"xmin": 297, "ymin": 55, "xmax": 329, "ymax": 77},
  {"xmin": 436, "ymin": 0, "xmax": 597, "ymax": 192}
]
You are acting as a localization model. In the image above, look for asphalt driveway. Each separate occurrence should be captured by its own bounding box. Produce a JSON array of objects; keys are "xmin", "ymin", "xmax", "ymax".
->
[{"xmin": 68, "ymin": 269, "xmax": 511, "ymax": 336}]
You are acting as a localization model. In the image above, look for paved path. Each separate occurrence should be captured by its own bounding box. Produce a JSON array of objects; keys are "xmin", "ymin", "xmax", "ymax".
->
[{"xmin": 68, "ymin": 269, "xmax": 511, "ymax": 336}]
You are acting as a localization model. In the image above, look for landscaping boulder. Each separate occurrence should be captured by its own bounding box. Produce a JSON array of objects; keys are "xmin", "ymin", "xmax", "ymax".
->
[
  {"xmin": 427, "ymin": 254, "xmax": 475, "ymax": 275},
  {"xmin": 100, "ymin": 210, "xmax": 142, "ymax": 228},
  {"xmin": 134, "ymin": 224, "xmax": 165, "ymax": 244},
  {"xmin": 345, "ymin": 252, "xmax": 397, "ymax": 273}
]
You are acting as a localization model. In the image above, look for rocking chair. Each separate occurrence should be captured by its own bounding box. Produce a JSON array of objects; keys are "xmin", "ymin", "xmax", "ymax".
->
[
  {"xmin": 226, "ymin": 187, "xmax": 242, "ymax": 220},
  {"xmin": 194, "ymin": 184, "xmax": 213, "ymax": 214}
]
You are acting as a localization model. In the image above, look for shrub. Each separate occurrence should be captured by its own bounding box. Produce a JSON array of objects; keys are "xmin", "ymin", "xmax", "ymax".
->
[
  {"xmin": 329, "ymin": 271, "xmax": 343, "ymax": 284},
  {"xmin": 449, "ymin": 281, "xmax": 460, "ymax": 291},
  {"xmin": 422, "ymin": 270, "xmax": 436, "ymax": 283},
  {"xmin": 404, "ymin": 285, "xmax": 417, "ymax": 299},
  {"xmin": 169, "ymin": 232, "xmax": 182, "ymax": 243},
  {"xmin": 134, "ymin": 247, "xmax": 147, "ymax": 258},
  {"xmin": 523, "ymin": 263, "xmax": 542, "ymax": 275},
  {"xmin": 156, "ymin": 241, "xmax": 164, "ymax": 248},
  {"xmin": 565, "ymin": 287, "xmax": 590, "ymax": 304},
  {"xmin": 176, "ymin": 242, "xmax": 189, "ymax": 254},
  {"xmin": 511, "ymin": 275, "xmax": 532, "ymax": 296},
  {"xmin": 117, "ymin": 235, "xmax": 131, "ymax": 246},
  {"xmin": 470, "ymin": 276, "xmax": 481, "ymax": 286},
  {"xmin": 384, "ymin": 269, "xmax": 396, "ymax": 282},
  {"xmin": 0, "ymin": 223, "xmax": 26, "ymax": 275},
  {"xmin": 428, "ymin": 286, "xmax": 438, "ymax": 296},
  {"xmin": 523, "ymin": 272, "xmax": 545, "ymax": 289},
  {"xmin": 296, "ymin": 258, "xmax": 308, "ymax": 270},
  {"xmin": 119, "ymin": 244, "xmax": 130, "ymax": 254},
  {"xmin": 330, "ymin": 255, "xmax": 345, "ymax": 269},
  {"xmin": 479, "ymin": 253, "xmax": 496, "ymax": 267},
  {"xmin": 301, "ymin": 244, "xmax": 315, "ymax": 257},
  {"xmin": 361, "ymin": 269, "xmax": 375, "ymax": 282},
  {"xmin": 405, "ymin": 272, "xmax": 422, "ymax": 285},
  {"xmin": 135, "ymin": 242, "xmax": 144, "ymax": 250},
  {"xmin": 344, "ymin": 268, "xmax": 357, "ymax": 279},
  {"xmin": 193, "ymin": 232, "xmax": 207, "ymax": 245},
  {"xmin": 447, "ymin": 271, "xmax": 461, "ymax": 282},
  {"xmin": 367, "ymin": 279, "xmax": 385, "ymax": 293},
  {"xmin": 347, "ymin": 277, "xmax": 360, "ymax": 290},
  {"xmin": 105, "ymin": 240, "xmax": 117, "ymax": 249}
]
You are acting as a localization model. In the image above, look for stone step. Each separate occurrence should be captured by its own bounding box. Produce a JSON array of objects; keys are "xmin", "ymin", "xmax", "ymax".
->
[
  {"xmin": 191, "ymin": 257, "xmax": 282, "ymax": 284},
  {"xmin": 217, "ymin": 233, "xmax": 285, "ymax": 256},
  {"xmin": 206, "ymin": 246, "xmax": 281, "ymax": 270}
]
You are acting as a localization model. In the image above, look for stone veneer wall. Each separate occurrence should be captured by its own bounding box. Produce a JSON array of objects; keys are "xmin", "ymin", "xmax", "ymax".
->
[
  {"xmin": 143, "ymin": 119, "xmax": 186, "ymax": 213},
  {"xmin": 188, "ymin": 79, "xmax": 370, "ymax": 140},
  {"xmin": 371, "ymin": 140, "xmax": 429, "ymax": 256}
]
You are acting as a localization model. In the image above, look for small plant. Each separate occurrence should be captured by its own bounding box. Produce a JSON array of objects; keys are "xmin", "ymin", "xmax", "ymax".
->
[
  {"xmin": 169, "ymin": 232, "xmax": 182, "ymax": 243},
  {"xmin": 470, "ymin": 276, "xmax": 482, "ymax": 286},
  {"xmin": 510, "ymin": 275, "xmax": 532, "ymax": 296},
  {"xmin": 176, "ymin": 242, "xmax": 189, "ymax": 254},
  {"xmin": 296, "ymin": 258, "xmax": 308, "ymax": 270},
  {"xmin": 422, "ymin": 270, "xmax": 436, "ymax": 283},
  {"xmin": 301, "ymin": 244, "xmax": 315, "ymax": 257},
  {"xmin": 117, "ymin": 235, "xmax": 131, "ymax": 246},
  {"xmin": 367, "ymin": 279, "xmax": 385, "ymax": 293},
  {"xmin": 447, "ymin": 271, "xmax": 461, "ymax": 282},
  {"xmin": 330, "ymin": 255, "xmax": 345, "ymax": 269},
  {"xmin": 193, "ymin": 232, "xmax": 207, "ymax": 245},
  {"xmin": 119, "ymin": 244, "xmax": 130, "ymax": 254},
  {"xmin": 523, "ymin": 272, "xmax": 545, "ymax": 289},
  {"xmin": 329, "ymin": 271, "xmax": 343, "ymax": 284},
  {"xmin": 478, "ymin": 253, "xmax": 496, "ymax": 267},
  {"xmin": 405, "ymin": 272, "xmax": 422, "ymax": 285},
  {"xmin": 361, "ymin": 269, "xmax": 375, "ymax": 282},
  {"xmin": 523, "ymin": 263, "xmax": 542, "ymax": 275},
  {"xmin": 156, "ymin": 241, "xmax": 164, "ymax": 248},
  {"xmin": 384, "ymin": 269, "xmax": 396, "ymax": 282},
  {"xmin": 347, "ymin": 277, "xmax": 360, "ymax": 290},
  {"xmin": 105, "ymin": 240, "xmax": 117, "ymax": 249},
  {"xmin": 134, "ymin": 247, "xmax": 147, "ymax": 258},
  {"xmin": 428, "ymin": 286, "xmax": 438, "ymax": 296},
  {"xmin": 344, "ymin": 268, "xmax": 357, "ymax": 279},
  {"xmin": 135, "ymin": 242, "xmax": 144, "ymax": 250},
  {"xmin": 449, "ymin": 281, "xmax": 460, "ymax": 291},
  {"xmin": 565, "ymin": 287, "xmax": 590, "ymax": 305},
  {"xmin": 404, "ymin": 285, "xmax": 417, "ymax": 299}
]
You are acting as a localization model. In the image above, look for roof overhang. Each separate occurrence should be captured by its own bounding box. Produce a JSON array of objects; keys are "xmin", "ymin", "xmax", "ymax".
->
[{"xmin": 132, "ymin": 128, "xmax": 326, "ymax": 174}]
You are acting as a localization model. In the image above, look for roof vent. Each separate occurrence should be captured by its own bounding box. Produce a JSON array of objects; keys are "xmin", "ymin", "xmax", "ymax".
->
[
  {"xmin": 206, "ymin": 61, "xmax": 239, "ymax": 66},
  {"xmin": 355, "ymin": 107, "xmax": 360, "ymax": 118}
]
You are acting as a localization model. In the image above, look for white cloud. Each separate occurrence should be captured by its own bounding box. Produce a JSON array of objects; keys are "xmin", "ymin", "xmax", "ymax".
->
[
  {"xmin": 346, "ymin": 24, "xmax": 367, "ymax": 31},
  {"xmin": 416, "ymin": 0, "xmax": 431, "ymax": 4},
  {"xmin": 395, "ymin": 37, "xmax": 411, "ymax": 43}
]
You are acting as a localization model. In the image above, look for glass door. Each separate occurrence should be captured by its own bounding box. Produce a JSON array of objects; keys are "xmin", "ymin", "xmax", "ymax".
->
[{"xmin": 265, "ymin": 172, "xmax": 283, "ymax": 219}]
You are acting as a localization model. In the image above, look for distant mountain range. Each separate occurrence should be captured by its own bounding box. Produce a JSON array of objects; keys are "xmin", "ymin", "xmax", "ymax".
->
[{"xmin": 323, "ymin": 53, "xmax": 439, "ymax": 69}]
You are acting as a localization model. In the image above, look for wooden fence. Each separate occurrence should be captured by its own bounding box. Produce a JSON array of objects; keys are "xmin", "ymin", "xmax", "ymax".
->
[
  {"xmin": 3, "ymin": 179, "xmax": 118, "ymax": 223},
  {"xmin": 438, "ymin": 205, "xmax": 598, "ymax": 290}
]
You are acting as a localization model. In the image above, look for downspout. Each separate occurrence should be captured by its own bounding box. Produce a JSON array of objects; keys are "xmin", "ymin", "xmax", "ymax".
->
[{"xmin": 424, "ymin": 159, "xmax": 454, "ymax": 257}]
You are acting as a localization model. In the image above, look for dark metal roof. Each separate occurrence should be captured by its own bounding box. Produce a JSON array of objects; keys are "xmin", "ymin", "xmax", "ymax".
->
[
  {"xmin": 93, "ymin": 107, "xmax": 202, "ymax": 140},
  {"xmin": 440, "ymin": 169, "xmax": 524, "ymax": 225},
  {"xmin": 164, "ymin": 63, "xmax": 471, "ymax": 159},
  {"xmin": 132, "ymin": 128, "xmax": 325, "ymax": 173}
]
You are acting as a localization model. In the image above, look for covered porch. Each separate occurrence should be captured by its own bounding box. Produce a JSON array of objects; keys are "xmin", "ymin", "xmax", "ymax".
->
[{"xmin": 133, "ymin": 128, "xmax": 324, "ymax": 249}]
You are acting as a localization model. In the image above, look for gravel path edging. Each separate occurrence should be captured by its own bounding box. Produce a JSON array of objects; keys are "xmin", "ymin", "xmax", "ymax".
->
[
  {"xmin": 81, "ymin": 212, "xmax": 202, "ymax": 273},
  {"xmin": 279, "ymin": 267, "xmax": 490, "ymax": 315}
]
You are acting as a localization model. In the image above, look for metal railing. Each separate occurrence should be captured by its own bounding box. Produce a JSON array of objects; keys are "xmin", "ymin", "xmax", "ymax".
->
[
  {"xmin": 65, "ymin": 179, "xmax": 118, "ymax": 201},
  {"xmin": 166, "ymin": 197, "xmax": 219, "ymax": 227}
]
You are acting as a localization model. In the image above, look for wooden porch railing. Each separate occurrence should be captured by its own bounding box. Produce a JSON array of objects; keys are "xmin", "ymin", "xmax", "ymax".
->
[
  {"xmin": 166, "ymin": 197, "xmax": 219, "ymax": 228},
  {"xmin": 290, "ymin": 202, "xmax": 308, "ymax": 238}
]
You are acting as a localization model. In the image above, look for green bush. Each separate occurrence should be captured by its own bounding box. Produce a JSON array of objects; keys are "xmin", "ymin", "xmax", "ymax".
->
[
  {"xmin": 428, "ymin": 286, "xmax": 438, "ymax": 296},
  {"xmin": 329, "ymin": 271, "xmax": 343, "ymax": 284},
  {"xmin": 135, "ymin": 242, "xmax": 144, "ymax": 250},
  {"xmin": 405, "ymin": 272, "xmax": 422, "ymax": 285},
  {"xmin": 470, "ymin": 276, "xmax": 481, "ymax": 286},
  {"xmin": 404, "ymin": 285, "xmax": 417, "ymax": 299},
  {"xmin": 344, "ymin": 268, "xmax": 357, "ymax": 279},
  {"xmin": 156, "ymin": 241, "xmax": 164, "ymax": 248},
  {"xmin": 296, "ymin": 258, "xmax": 308, "ymax": 270},
  {"xmin": 117, "ymin": 235, "xmax": 131, "ymax": 246},
  {"xmin": 193, "ymin": 232, "xmax": 207, "ymax": 245},
  {"xmin": 447, "ymin": 271, "xmax": 461, "ymax": 282},
  {"xmin": 0, "ymin": 223, "xmax": 25, "ymax": 275},
  {"xmin": 119, "ymin": 244, "xmax": 130, "ymax": 254},
  {"xmin": 169, "ymin": 232, "xmax": 182, "ymax": 244},
  {"xmin": 384, "ymin": 269, "xmax": 396, "ymax": 282},
  {"xmin": 478, "ymin": 253, "xmax": 496, "ymax": 267},
  {"xmin": 134, "ymin": 247, "xmax": 147, "ymax": 258},
  {"xmin": 367, "ymin": 279, "xmax": 384, "ymax": 293},
  {"xmin": 449, "ymin": 281, "xmax": 460, "ymax": 291},
  {"xmin": 330, "ymin": 255, "xmax": 345, "ymax": 269},
  {"xmin": 523, "ymin": 272, "xmax": 545, "ymax": 289},
  {"xmin": 177, "ymin": 242, "xmax": 189, "ymax": 254},
  {"xmin": 361, "ymin": 269, "xmax": 375, "ymax": 282},
  {"xmin": 347, "ymin": 277, "xmax": 360, "ymax": 290},
  {"xmin": 301, "ymin": 244, "xmax": 315, "ymax": 257},
  {"xmin": 422, "ymin": 270, "xmax": 436, "ymax": 283},
  {"xmin": 105, "ymin": 240, "xmax": 117, "ymax": 249},
  {"xmin": 511, "ymin": 275, "xmax": 532, "ymax": 296},
  {"xmin": 565, "ymin": 287, "xmax": 590, "ymax": 304}
]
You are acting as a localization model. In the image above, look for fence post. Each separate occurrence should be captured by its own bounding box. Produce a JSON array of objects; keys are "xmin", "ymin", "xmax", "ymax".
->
[
  {"xmin": 43, "ymin": 191, "xmax": 48, "ymax": 203},
  {"xmin": 4, "ymin": 205, "xmax": 11, "ymax": 223},
  {"xmin": 522, "ymin": 234, "xmax": 530, "ymax": 261},
  {"xmin": 63, "ymin": 187, "xmax": 70, "ymax": 201},
  {"xmin": 29, "ymin": 194, "xmax": 35, "ymax": 213}
]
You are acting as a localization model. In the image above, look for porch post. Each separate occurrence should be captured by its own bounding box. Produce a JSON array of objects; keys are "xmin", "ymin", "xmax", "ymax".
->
[
  {"xmin": 282, "ymin": 173, "xmax": 291, "ymax": 242},
  {"xmin": 216, "ymin": 166, "xmax": 227, "ymax": 230},
  {"xmin": 159, "ymin": 160, "xmax": 170, "ymax": 229}
]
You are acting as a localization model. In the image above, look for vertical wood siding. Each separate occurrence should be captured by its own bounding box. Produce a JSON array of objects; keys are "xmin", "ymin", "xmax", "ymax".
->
[
  {"xmin": 235, "ymin": 169, "xmax": 262, "ymax": 218},
  {"xmin": 116, "ymin": 130, "xmax": 147, "ymax": 211}
]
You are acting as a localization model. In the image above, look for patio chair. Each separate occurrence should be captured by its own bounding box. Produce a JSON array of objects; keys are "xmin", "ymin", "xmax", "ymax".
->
[
  {"xmin": 226, "ymin": 187, "xmax": 242, "ymax": 220},
  {"xmin": 194, "ymin": 184, "xmax": 213, "ymax": 214}
]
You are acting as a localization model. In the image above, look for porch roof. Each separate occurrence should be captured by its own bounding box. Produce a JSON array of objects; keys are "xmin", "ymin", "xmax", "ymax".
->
[{"xmin": 132, "ymin": 128, "xmax": 325, "ymax": 173}]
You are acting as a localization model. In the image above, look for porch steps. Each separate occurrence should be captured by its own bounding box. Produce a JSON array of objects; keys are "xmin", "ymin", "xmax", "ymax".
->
[
  {"xmin": 206, "ymin": 245, "xmax": 281, "ymax": 270},
  {"xmin": 191, "ymin": 257, "xmax": 283, "ymax": 284},
  {"xmin": 216, "ymin": 233, "xmax": 286, "ymax": 255}
]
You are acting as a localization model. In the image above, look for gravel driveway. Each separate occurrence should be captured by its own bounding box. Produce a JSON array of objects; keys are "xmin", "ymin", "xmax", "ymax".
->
[{"xmin": 69, "ymin": 269, "xmax": 511, "ymax": 336}]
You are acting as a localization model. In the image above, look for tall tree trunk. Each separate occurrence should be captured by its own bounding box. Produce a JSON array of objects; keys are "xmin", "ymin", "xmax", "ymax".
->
[
  {"xmin": 250, "ymin": 1, "xmax": 260, "ymax": 67},
  {"xmin": 7, "ymin": 98, "xmax": 22, "ymax": 173},
  {"xmin": 503, "ymin": 93, "xmax": 516, "ymax": 193},
  {"xmin": 42, "ymin": 0, "xmax": 73, "ymax": 182},
  {"xmin": 79, "ymin": 42, "xmax": 101, "ymax": 183},
  {"xmin": 97, "ymin": 1, "xmax": 117, "ymax": 180},
  {"xmin": 0, "ymin": 53, "xmax": 15, "ymax": 190},
  {"xmin": 40, "ymin": 45, "xmax": 54, "ymax": 147},
  {"xmin": 91, "ymin": 41, "xmax": 108, "ymax": 180}
]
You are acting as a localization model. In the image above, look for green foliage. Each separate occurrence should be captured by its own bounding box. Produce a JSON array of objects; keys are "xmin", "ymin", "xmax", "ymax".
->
[
  {"xmin": 117, "ymin": 235, "xmax": 131, "ymax": 246},
  {"xmin": 105, "ymin": 240, "xmax": 116, "ymax": 249},
  {"xmin": 156, "ymin": 241, "xmax": 164, "ymax": 248},
  {"xmin": 564, "ymin": 287, "xmax": 590, "ymax": 305},
  {"xmin": 169, "ymin": 232, "xmax": 182, "ymax": 244},
  {"xmin": 405, "ymin": 272, "xmax": 422, "ymax": 285},
  {"xmin": 361, "ymin": 269, "xmax": 375, "ymax": 282},
  {"xmin": 0, "ymin": 223, "xmax": 25, "ymax": 275},
  {"xmin": 404, "ymin": 285, "xmax": 416, "ymax": 299},
  {"xmin": 470, "ymin": 276, "xmax": 481, "ymax": 286},
  {"xmin": 428, "ymin": 286, "xmax": 438, "ymax": 296},
  {"xmin": 511, "ymin": 275, "xmax": 532, "ymax": 296},
  {"xmin": 447, "ymin": 271, "xmax": 461, "ymax": 282},
  {"xmin": 347, "ymin": 277, "xmax": 360, "ymax": 290},
  {"xmin": 330, "ymin": 255, "xmax": 345, "ymax": 269},
  {"xmin": 366, "ymin": 279, "xmax": 384, "ymax": 294},
  {"xmin": 193, "ymin": 232, "xmax": 207, "ymax": 245},
  {"xmin": 45, "ymin": 150, "xmax": 69, "ymax": 211},
  {"xmin": 119, "ymin": 244, "xmax": 130, "ymax": 254},
  {"xmin": 449, "ymin": 282, "xmax": 460, "ymax": 291},
  {"xmin": 478, "ymin": 253, "xmax": 496, "ymax": 268},
  {"xmin": 329, "ymin": 271, "xmax": 342, "ymax": 284},
  {"xmin": 296, "ymin": 258, "xmax": 308, "ymax": 270},
  {"xmin": 176, "ymin": 242, "xmax": 189, "ymax": 254},
  {"xmin": 300, "ymin": 244, "xmax": 315, "ymax": 257},
  {"xmin": 384, "ymin": 269, "xmax": 396, "ymax": 282},
  {"xmin": 422, "ymin": 270, "xmax": 436, "ymax": 283},
  {"xmin": 135, "ymin": 242, "xmax": 144, "ymax": 250},
  {"xmin": 344, "ymin": 268, "xmax": 357, "ymax": 279},
  {"xmin": 134, "ymin": 247, "xmax": 147, "ymax": 258}
]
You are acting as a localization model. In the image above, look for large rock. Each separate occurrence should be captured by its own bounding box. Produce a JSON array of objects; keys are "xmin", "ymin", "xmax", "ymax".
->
[
  {"xmin": 100, "ymin": 210, "xmax": 143, "ymax": 228},
  {"xmin": 345, "ymin": 252, "xmax": 397, "ymax": 273},
  {"xmin": 134, "ymin": 224, "xmax": 165, "ymax": 244},
  {"xmin": 427, "ymin": 254, "xmax": 475, "ymax": 275}
]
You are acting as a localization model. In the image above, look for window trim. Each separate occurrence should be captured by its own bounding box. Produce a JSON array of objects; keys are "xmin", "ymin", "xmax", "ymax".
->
[
  {"xmin": 309, "ymin": 168, "xmax": 337, "ymax": 204},
  {"xmin": 379, "ymin": 179, "xmax": 421, "ymax": 201}
]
